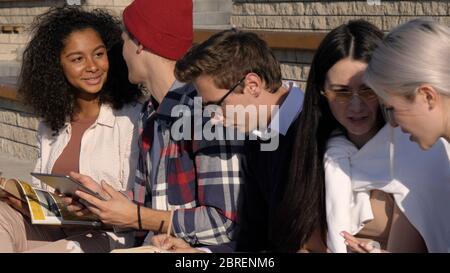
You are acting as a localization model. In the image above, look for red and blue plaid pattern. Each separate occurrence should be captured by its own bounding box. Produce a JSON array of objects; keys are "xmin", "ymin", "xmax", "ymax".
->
[{"xmin": 133, "ymin": 82, "xmax": 244, "ymax": 246}]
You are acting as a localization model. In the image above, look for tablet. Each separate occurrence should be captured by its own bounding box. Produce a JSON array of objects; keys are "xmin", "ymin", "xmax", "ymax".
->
[{"xmin": 31, "ymin": 173, "xmax": 107, "ymax": 201}]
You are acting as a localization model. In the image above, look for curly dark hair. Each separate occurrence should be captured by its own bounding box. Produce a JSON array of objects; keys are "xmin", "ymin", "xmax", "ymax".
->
[{"xmin": 18, "ymin": 5, "xmax": 142, "ymax": 133}]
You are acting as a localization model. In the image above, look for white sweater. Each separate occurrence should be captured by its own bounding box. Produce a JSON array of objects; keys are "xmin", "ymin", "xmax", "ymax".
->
[
  {"xmin": 325, "ymin": 125, "xmax": 450, "ymax": 253},
  {"xmin": 32, "ymin": 102, "xmax": 142, "ymax": 191}
]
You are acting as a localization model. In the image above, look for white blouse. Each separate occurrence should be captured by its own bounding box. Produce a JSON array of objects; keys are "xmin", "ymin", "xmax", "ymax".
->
[{"xmin": 32, "ymin": 102, "xmax": 142, "ymax": 192}]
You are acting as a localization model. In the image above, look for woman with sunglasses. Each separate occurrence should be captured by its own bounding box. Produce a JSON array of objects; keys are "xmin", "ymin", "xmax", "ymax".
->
[{"xmin": 273, "ymin": 20, "xmax": 450, "ymax": 253}]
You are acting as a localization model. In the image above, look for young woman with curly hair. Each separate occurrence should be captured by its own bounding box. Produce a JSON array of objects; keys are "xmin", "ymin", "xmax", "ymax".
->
[{"xmin": 0, "ymin": 6, "xmax": 143, "ymax": 252}]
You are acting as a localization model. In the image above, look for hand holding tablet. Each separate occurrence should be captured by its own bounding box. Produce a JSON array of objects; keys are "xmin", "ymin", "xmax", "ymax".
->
[{"xmin": 30, "ymin": 173, "xmax": 107, "ymax": 201}]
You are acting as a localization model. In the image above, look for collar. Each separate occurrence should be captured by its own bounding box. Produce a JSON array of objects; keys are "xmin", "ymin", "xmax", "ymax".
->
[
  {"xmin": 59, "ymin": 103, "xmax": 115, "ymax": 137},
  {"xmin": 152, "ymin": 80, "xmax": 197, "ymax": 128},
  {"xmin": 96, "ymin": 103, "xmax": 115, "ymax": 128},
  {"xmin": 62, "ymin": 103, "xmax": 115, "ymax": 129},
  {"xmin": 252, "ymin": 86, "xmax": 304, "ymax": 139}
]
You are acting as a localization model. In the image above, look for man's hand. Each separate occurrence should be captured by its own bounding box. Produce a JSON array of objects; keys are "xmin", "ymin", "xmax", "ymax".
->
[
  {"xmin": 59, "ymin": 172, "xmax": 106, "ymax": 217},
  {"xmin": 151, "ymin": 234, "xmax": 205, "ymax": 253},
  {"xmin": 75, "ymin": 180, "xmax": 137, "ymax": 228},
  {"xmin": 69, "ymin": 172, "xmax": 103, "ymax": 194},
  {"xmin": 59, "ymin": 194, "xmax": 91, "ymax": 217}
]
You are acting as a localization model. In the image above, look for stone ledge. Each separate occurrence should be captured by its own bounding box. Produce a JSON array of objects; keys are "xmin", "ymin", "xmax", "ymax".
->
[
  {"xmin": 273, "ymin": 49, "xmax": 315, "ymax": 64},
  {"xmin": 0, "ymin": 97, "xmax": 33, "ymax": 114},
  {"xmin": 0, "ymin": 83, "xmax": 17, "ymax": 101},
  {"xmin": 195, "ymin": 29, "xmax": 325, "ymax": 50}
]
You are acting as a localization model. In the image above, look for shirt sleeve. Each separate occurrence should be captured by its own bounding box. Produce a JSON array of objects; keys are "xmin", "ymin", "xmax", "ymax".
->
[
  {"xmin": 171, "ymin": 139, "xmax": 244, "ymax": 246},
  {"xmin": 132, "ymin": 144, "xmax": 152, "ymax": 208},
  {"xmin": 202, "ymin": 241, "xmax": 237, "ymax": 253},
  {"xmin": 120, "ymin": 190, "xmax": 134, "ymax": 201},
  {"xmin": 121, "ymin": 105, "xmax": 142, "ymax": 192},
  {"xmin": 31, "ymin": 122, "xmax": 44, "ymax": 189}
]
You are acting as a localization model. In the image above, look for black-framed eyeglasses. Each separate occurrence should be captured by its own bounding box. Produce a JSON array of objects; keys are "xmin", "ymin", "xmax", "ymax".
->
[{"xmin": 202, "ymin": 77, "xmax": 245, "ymax": 109}]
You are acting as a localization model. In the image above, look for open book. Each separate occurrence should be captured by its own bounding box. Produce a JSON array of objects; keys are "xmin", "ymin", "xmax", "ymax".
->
[{"xmin": 0, "ymin": 178, "xmax": 101, "ymax": 227}]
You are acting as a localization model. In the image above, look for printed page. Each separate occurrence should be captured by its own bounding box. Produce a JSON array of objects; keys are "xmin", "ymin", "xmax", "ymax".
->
[
  {"xmin": 0, "ymin": 178, "xmax": 26, "ymax": 201},
  {"xmin": 15, "ymin": 181, "xmax": 101, "ymax": 227}
]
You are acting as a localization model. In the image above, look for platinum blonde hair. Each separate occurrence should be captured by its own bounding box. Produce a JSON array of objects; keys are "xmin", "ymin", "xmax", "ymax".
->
[{"xmin": 365, "ymin": 18, "xmax": 450, "ymax": 99}]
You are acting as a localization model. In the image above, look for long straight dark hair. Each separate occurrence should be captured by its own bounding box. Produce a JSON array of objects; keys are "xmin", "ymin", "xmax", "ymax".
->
[{"xmin": 272, "ymin": 20, "xmax": 384, "ymax": 252}]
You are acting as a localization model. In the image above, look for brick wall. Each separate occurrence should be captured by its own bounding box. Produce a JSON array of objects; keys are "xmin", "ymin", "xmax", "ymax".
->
[
  {"xmin": 0, "ymin": 0, "xmax": 232, "ymax": 63},
  {"xmin": 194, "ymin": 0, "xmax": 232, "ymax": 29},
  {"xmin": 1, "ymin": 0, "xmax": 449, "ymax": 161},
  {"xmin": 0, "ymin": 98, "xmax": 39, "ymax": 160},
  {"xmin": 232, "ymin": 1, "xmax": 449, "ymax": 32},
  {"xmin": 0, "ymin": 0, "xmax": 233, "ymax": 160},
  {"xmin": 232, "ymin": 0, "xmax": 450, "ymax": 88}
]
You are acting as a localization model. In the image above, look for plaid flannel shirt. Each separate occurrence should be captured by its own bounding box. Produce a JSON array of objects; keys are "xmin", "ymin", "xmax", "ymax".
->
[{"xmin": 132, "ymin": 81, "xmax": 244, "ymax": 246}]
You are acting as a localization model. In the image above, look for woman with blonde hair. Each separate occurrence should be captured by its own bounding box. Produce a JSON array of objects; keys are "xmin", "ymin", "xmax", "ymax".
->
[
  {"xmin": 342, "ymin": 18, "xmax": 450, "ymax": 253},
  {"xmin": 365, "ymin": 18, "xmax": 450, "ymax": 150}
]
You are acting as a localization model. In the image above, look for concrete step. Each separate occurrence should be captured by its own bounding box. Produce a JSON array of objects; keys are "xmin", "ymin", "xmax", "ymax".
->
[{"xmin": 195, "ymin": 24, "xmax": 231, "ymax": 30}]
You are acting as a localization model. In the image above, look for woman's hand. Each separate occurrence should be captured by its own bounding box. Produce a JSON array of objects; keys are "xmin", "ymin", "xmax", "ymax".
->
[
  {"xmin": 60, "ymin": 172, "xmax": 105, "ymax": 218},
  {"xmin": 151, "ymin": 234, "xmax": 205, "ymax": 253},
  {"xmin": 341, "ymin": 231, "xmax": 388, "ymax": 253},
  {"xmin": 0, "ymin": 189, "xmax": 30, "ymax": 217},
  {"xmin": 59, "ymin": 193, "xmax": 92, "ymax": 217}
]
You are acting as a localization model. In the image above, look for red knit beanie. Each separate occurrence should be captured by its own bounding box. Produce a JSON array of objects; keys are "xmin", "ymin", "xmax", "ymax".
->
[{"xmin": 123, "ymin": 0, "xmax": 193, "ymax": 60}]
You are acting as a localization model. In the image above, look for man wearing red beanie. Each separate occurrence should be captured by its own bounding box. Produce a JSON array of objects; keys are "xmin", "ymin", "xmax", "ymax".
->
[{"xmin": 66, "ymin": 0, "xmax": 243, "ymax": 250}]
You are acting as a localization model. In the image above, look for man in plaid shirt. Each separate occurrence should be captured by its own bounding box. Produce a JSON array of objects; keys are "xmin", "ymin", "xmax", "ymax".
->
[
  {"xmin": 150, "ymin": 29, "xmax": 304, "ymax": 253},
  {"xmin": 132, "ymin": 81, "xmax": 243, "ymax": 246},
  {"xmin": 64, "ymin": 0, "xmax": 244, "ymax": 249}
]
